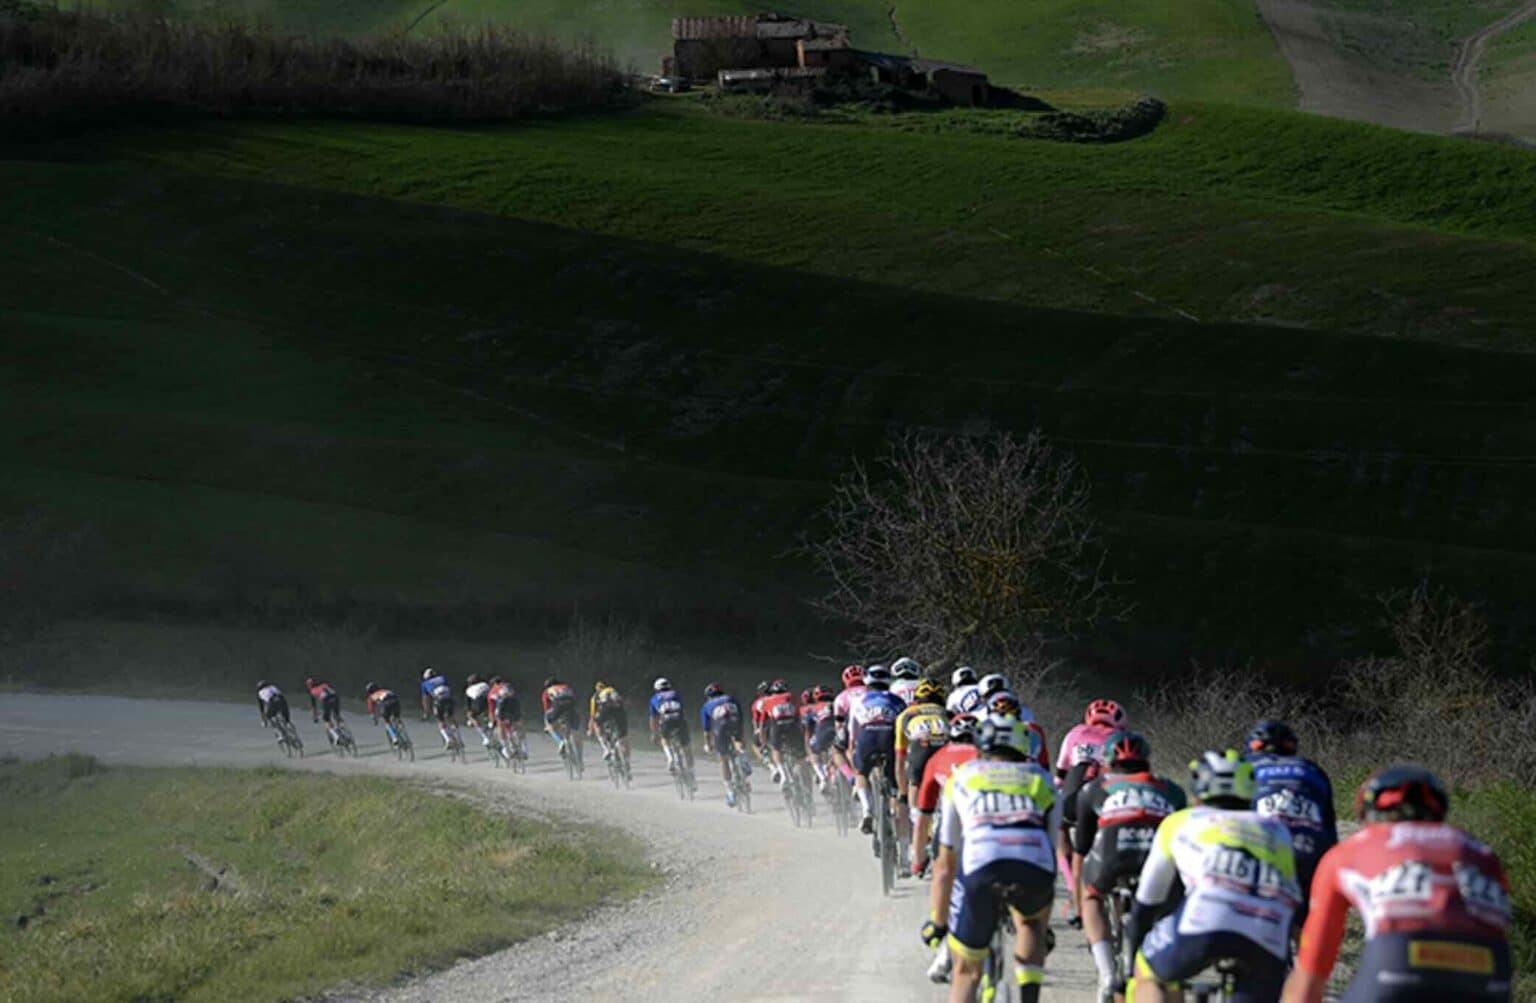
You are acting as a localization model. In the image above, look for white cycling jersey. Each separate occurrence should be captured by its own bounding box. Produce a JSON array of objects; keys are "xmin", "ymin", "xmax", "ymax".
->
[
  {"xmin": 890, "ymin": 678, "xmax": 920, "ymax": 704},
  {"xmin": 1135, "ymin": 806, "xmax": 1301, "ymax": 960},
  {"xmin": 465, "ymin": 682, "xmax": 490, "ymax": 701},
  {"xmin": 946, "ymin": 684, "xmax": 982, "ymax": 715},
  {"xmin": 938, "ymin": 757, "xmax": 1060, "ymax": 876},
  {"xmin": 258, "ymin": 685, "xmax": 282, "ymax": 704}
]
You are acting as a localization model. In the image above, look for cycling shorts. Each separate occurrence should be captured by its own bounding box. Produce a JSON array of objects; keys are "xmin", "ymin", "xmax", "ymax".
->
[
  {"xmin": 1136, "ymin": 904, "xmax": 1286, "ymax": 1002},
  {"xmin": 375, "ymin": 694, "xmax": 401, "ymax": 722},
  {"xmin": 595, "ymin": 705, "xmax": 629, "ymax": 740},
  {"xmin": 318, "ymin": 693, "xmax": 341, "ymax": 724},
  {"xmin": 432, "ymin": 694, "xmax": 457, "ymax": 722},
  {"xmin": 808, "ymin": 716, "xmax": 838, "ymax": 756},
  {"xmin": 1060, "ymin": 762, "xmax": 1098, "ymax": 828},
  {"xmin": 1338, "ymin": 933, "xmax": 1511, "ymax": 1003},
  {"xmin": 467, "ymin": 694, "xmax": 489, "ymax": 717},
  {"xmin": 770, "ymin": 718, "xmax": 806, "ymax": 757},
  {"xmin": 1081, "ymin": 832, "xmax": 1151, "ymax": 898},
  {"xmin": 853, "ymin": 726, "xmax": 896, "ymax": 784},
  {"xmin": 947, "ymin": 858, "xmax": 1054, "ymax": 961},
  {"xmin": 659, "ymin": 716, "xmax": 690, "ymax": 747},
  {"xmin": 904, "ymin": 740, "xmax": 945, "ymax": 795},
  {"xmin": 495, "ymin": 695, "xmax": 521, "ymax": 723},
  {"xmin": 544, "ymin": 700, "xmax": 577, "ymax": 729},
  {"xmin": 710, "ymin": 719, "xmax": 743, "ymax": 753},
  {"xmin": 263, "ymin": 695, "xmax": 290, "ymax": 723}
]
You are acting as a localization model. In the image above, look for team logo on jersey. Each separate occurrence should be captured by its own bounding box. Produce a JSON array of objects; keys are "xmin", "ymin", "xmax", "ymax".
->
[{"xmin": 1408, "ymin": 940, "xmax": 1495, "ymax": 975}]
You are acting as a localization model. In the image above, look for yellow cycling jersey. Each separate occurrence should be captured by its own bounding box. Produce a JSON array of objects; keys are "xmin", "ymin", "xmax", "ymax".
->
[
  {"xmin": 894, "ymin": 701, "xmax": 948, "ymax": 754},
  {"xmin": 938, "ymin": 757, "xmax": 1059, "ymax": 875},
  {"xmin": 1135, "ymin": 806, "xmax": 1301, "ymax": 959},
  {"xmin": 589, "ymin": 686, "xmax": 622, "ymax": 719}
]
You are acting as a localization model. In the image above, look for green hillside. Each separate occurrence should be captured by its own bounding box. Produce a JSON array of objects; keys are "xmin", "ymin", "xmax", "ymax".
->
[{"xmin": 9, "ymin": 99, "xmax": 1536, "ymax": 676}]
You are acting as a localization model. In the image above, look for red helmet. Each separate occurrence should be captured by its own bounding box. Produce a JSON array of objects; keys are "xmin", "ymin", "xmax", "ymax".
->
[
  {"xmin": 1085, "ymin": 698, "xmax": 1126, "ymax": 728},
  {"xmin": 841, "ymin": 664, "xmax": 865, "ymax": 687}
]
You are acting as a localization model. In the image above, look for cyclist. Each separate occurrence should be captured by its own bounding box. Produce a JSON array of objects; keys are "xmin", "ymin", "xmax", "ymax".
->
[
  {"xmin": 463, "ymin": 673, "xmax": 491, "ymax": 730},
  {"xmin": 427, "ymin": 673, "xmax": 458, "ymax": 749},
  {"xmin": 895, "ymin": 677, "xmax": 949, "ymax": 873},
  {"xmin": 1125, "ymin": 750, "xmax": 1301, "ymax": 1003},
  {"xmin": 756, "ymin": 679, "xmax": 798, "ymax": 786},
  {"xmin": 256, "ymin": 680, "xmax": 290, "ymax": 735},
  {"xmin": 920, "ymin": 715, "xmax": 1057, "ymax": 1003},
  {"xmin": 850, "ymin": 664, "xmax": 906, "ymax": 836},
  {"xmin": 1243, "ymin": 718, "xmax": 1337, "ymax": 925},
  {"xmin": 306, "ymin": 677, "xmax": 344, "ymax": 743},
  {"xmin": 830, "ymin": 664, "xmax": 867, "ymax": 793},
  {"xmin": 701, "ymin": 682, "xmax": 751, "ymax": 806},
  {"xmin": 1282, "ymin": 764, "xmax": 1511, "ymax": 1003},
  {"xmin": 946, "ymin": 666, "xmax": 982, "ymax": 715},
  {"xmin": 649, "ymin": 677, "xmax": 696, "ymax": 790},
  {"xmin": 1072, "ymin": 731, "xmax": 1187, "ymax": 1003},
  {"xmin": 364, "ymin": 680, "xmax": 401, "ymax": 726},
  {"xmin": 759, "ymin": 679, "xmax": 809, "ymax": 793},
  {"xmin": 588, "ymin": 680, "xmax": 631, "ymax": 771},
  {"xmin": 749, "ymin": 679, "xmax": 775, "ymax": 773},
  {"xmin": 1057, "ymin": 698, "xmax": 1127, "ymax": 926},
  {"xmin": 801, "ymin": 683, "xmax": 837, "ymax": 791},
  {"xmin": 420, "ymin": 667, "xmax": 449, "ymax": 721},
  {"xmin": 541, "ymin": 675, "xmax": 581, "ymax": 758},
  {"xmin": 890, "ymin": 656, "xmax": 924, "ymax": 704},
  {"xmin": 488, "ymin": 676, "xmax": 525, "ymax": 759},
  {"xmin": 914, "ymin": 713, "xmax": 982, "ymax": 983}
]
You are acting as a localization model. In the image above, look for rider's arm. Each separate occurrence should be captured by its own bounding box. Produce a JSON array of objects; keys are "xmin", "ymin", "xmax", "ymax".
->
[
  {"xmin": 1125, "ymin": 812, "xmax": 1182, "ymax": 957},
  {"xmin": 1072, "ymin": 790, "xmax": 1099, "ymax": 858},
  {"xmin": 929, "ymin": 780, "xmax": 961, "ymax": 924},
  {"xmin": 1285, "ymin": 848, "xmax": 1349, "ymax": 1003}
]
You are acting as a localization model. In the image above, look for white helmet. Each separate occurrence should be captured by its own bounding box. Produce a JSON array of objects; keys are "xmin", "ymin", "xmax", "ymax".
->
[
  {"xmin": 977, "ymin": 714, "xmax": 1039, "ymax": 759},
  {"xmin": 979, "ymin": 673, "xmax": 1007, "ymax": 697},
  {"xmin": 653, "ymin": 677, "xmax": 671, "ymax": 693},
  {"xmin": 890, "ymin": 657, "xmax": 922, "ymax": 679},
  {"xmin": 951, "ymin": 666, "xmax": 977, "ymax": 687},
  {"xmin": 422, "ymin": 667, "xmax": 436, "ymax": 680}
]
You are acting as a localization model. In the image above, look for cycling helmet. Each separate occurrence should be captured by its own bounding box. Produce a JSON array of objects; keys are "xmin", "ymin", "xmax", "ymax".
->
[
  {"xmin": 1356, "ymin": 764, "xmax": 1449, "ymax": 823},
  {"xmin": 951, "ymin": 666, "xmax": 977, "ymax": 687},
  {"xmin": 653, "ymin": 677, "xmax": 672, "ymax": 693},
  {"xmin": 988, "ymin": 693, "xmax": 1022, "ymax": 718},
  {"xmin": 978, "ymin": 714, "xmax": 1040, "ymax": 760},
  {"xmin": 769, "ymin": 678, "xmax": 789, "ymax": 695},
  {"xmin": 257, "ymin": 680, "xmax": 270, "ymax": 690},
  {"xmin": 979, "ymin": 673, "xmax": 1008, "ymax": 697},
  {"xmin": 593, "ymin": 680, "xmax": 607, "ymax": 692},
  {"xmin": 1246, "ymin": 719, "xmax": 1299, "ymax": 757},
  {"xmin": 704, "ymin": 682, "xmax": 725, "ymax": 698},
  {"xmin": 756, "ymin": 680, "xmax": 771, "ymax": 696},
  {"xmin": 490, "ymin": 676, "xmax": 503, "ymax": 686},
  {"xmin": 812, "ymin": 684, "xmax": 835, "ymax": 702},
  {"xmin": 863, "ymin": 664, "xmax": 892, "ymax": 688},
  {"xmin": 423, "ymin": 668, "xmax": 436, "ymax": 680},
  {"xmin": 948, "ymin": 713, "xmax": 980, "ymax": 743},
  {"xmin": 1085, "ymin": 698, "xmax": 1127, "ymax": 728},
  {"xmin": 543, "ymin": 676, "xmax": 558, "ymax": 689},
  {"xmin": 891, "ymin": 657, "xmax": 922, "ymax": 679},
  {"xmin": 467, "ymin": 673, "xmax": 482, "ymax": 686},
  {"xmin": 841, "ymin": 664, "xmax": 865, "ymax": 688},
  {"xmin": 1106, "ymin": 731, "xmax": 1152, "ymax": 768},
  {"xmin": 913, "ymin": 678, "xmax": 945, "ymax": 704},
  {"xmin": 1190, "ymin": 749, "xmax": 1255, "ymax": 808},
  {"xmin": 364, "ymin": 680, "xmax": 378, "ymax": 694}
]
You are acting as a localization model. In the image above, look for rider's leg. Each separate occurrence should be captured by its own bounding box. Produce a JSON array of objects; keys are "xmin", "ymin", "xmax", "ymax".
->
[
  {"xmin": 1081, "ymin": 888, "xmax": 1116, "ymax": 997},
  {"xmin": 913, "ymin": 811, "xmax": 934, "ymax": 873},
  {"xmin": 1011, "ymin": 908, "xmax": 1049, "ymax": 1003},
  {"xmin": 948, "ymin": 953, "xmax": 983, "ymax": 1003}
]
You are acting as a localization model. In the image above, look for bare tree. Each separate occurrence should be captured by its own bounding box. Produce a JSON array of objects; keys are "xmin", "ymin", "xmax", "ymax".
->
[{"xmin": 807, "ymin": 430, "xmax": 1117, "ymax": 679}]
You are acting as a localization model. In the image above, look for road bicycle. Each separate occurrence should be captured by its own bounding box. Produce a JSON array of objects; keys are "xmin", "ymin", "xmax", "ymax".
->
[
  {"xmin": 663, "ymin": 741, "xmax": 696, "ymax": 800},
  {"xmin": 726, "ymin": 748, "xmax": 752, "ymax": 813},
  {"xmin": 598, "ymin": 720, "xmax": 631, "ymax": 789},
  {"xmin": 498, "ymin": 722, "xmax": 528, "ymax": 773},
  {"xmin": 823, "ymin": 758, "xmax": 854, "ymax": 836},
  {"xmin": 556, "ymin": 723, "xmax": 584, "ymax": 780},
  {"xmin": 438, "ymin": 720, "xmax": 466, "ymax": 763},
  {"xmin": 1107, "ymin": 876, "xmax": 1139, "ymax": 996},
  {"xmin": 1184, "ymin": 958, "xmax": 1240, "ymax": 1003},
  {"xmin": 383, "ymin": 718, "xmax": 413, "ymax": 761},
  {"xmin": 324, "ymin": 719, "xmax": 357, "ymax": 757},
  {"xmin": 274, "ymin": 717, "xmax": 304, "ymax": 758},
  {"xmin": 473, "ymin": 720, "xmax": 504, "ymax": 767},
  {"xmin": 780, "ymin": 752, "xmax": 814, "ymax": 828},
  {"xmin": 869, "ymin": 756, "xmax": 898, "ymax": 895},
  {"xmin": 979, "ymin": 887, "xmax": 1019, "ymax": 1003}
]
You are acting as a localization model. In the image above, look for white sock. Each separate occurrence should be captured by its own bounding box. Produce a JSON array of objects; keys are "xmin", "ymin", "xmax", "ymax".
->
[
  {"xmin": 1090, "ymin": 940, "xmax": 1116, "ymax": 986},
  {"xmin": 857, "ymin": 787, "xmax": 872, "ymax": 816}
]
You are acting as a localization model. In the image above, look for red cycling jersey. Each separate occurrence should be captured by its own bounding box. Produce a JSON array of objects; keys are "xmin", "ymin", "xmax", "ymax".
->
[
  {"xmin": 487, "ymin": 682, "xmax": 510, "ymax": 712},
  {"xmin": 308, "ymin": 681, "xmax": 335, "ymax": 700},
  {"xmin": 366, "ymin": 689, "xmax": 395, "ymax": 715},
  {"xmin": 1296, "ymin": 821, "xmax": 1511, "ymax": 980},
  {"xmin": 913, "ymin": 743, "xmax": 979, "ymax": 815},
  {"xmin": 760, "ymin": 692, "xmax": 797, "ymax": 723},
  {"xmin": 541, "ymin": 683, "xmax": 575, "ymax": 713},
  {"xmin": 801, "ymin": 699, "xmax": 833, "ymax": 734}
]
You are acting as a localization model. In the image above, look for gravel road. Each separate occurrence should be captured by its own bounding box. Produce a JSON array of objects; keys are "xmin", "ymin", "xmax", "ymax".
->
[{"xmin": 0, "ymin": 693, "xmax": 1102, "ymax": 1002}]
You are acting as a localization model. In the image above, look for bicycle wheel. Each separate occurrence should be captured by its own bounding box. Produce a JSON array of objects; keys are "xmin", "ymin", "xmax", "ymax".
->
[
  {"xmin": 875, "ymin": 773, "xmax": 896, "ymax": 895},
  {"xmin": 982, "ymin": 917, "xmax": 1009, "ymax": 1003}
]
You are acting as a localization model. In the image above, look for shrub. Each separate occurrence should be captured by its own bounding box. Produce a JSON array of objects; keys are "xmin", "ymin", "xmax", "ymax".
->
[{"xmin": 0, "ymin": 3, "xmax": 630, "ymax": 134}]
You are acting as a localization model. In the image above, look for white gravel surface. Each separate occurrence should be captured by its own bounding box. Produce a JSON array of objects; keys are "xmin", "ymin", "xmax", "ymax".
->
[{"xmin": 0, "ymin": 693, "xmax": 1101, "ymax": 1002}]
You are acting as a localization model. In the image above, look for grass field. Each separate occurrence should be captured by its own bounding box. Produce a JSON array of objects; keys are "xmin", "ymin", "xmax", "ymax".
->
[
  {"xmin": 8, "ymin": 98, "xmax": 1536, "ymax": 674},
  {"xmin": 0, "ymin": 755, "xmax": 652, "ymax": 1003}
]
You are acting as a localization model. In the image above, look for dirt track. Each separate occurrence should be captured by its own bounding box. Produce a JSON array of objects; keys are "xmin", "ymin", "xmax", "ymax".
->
[
  {"xmin": 0, "ymin": 693, "xmax": 1101, "ymax": 1002},
  {"xmin": 1451, "ymin": 0, "xmax": 1536, "ymax": 132}
]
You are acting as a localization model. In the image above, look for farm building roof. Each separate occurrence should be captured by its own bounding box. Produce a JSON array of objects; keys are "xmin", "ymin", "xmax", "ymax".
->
[{"xmin": 672, "ymin": 13, "xmax": 848, "ymax": 41}]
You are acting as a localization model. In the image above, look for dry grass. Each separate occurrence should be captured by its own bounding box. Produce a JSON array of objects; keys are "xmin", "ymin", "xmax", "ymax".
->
[{"xmin": 0, "ymin": 1, "xmax": 629, "ymax": 133}]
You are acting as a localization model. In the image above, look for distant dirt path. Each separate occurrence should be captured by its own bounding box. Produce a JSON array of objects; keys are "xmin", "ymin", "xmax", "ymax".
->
[
  {"xmin": 1452, "ymin": 0, "xmax": 1536, "ymax": 132},
  {"xmin": 0, "ymin": 693, "xmax": 1102, "ymax": 1002}
]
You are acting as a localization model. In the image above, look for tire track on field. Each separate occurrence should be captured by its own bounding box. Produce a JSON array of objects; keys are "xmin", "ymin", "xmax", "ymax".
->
[{"xmin": 1452, "ymin": 0, "xmax": 1536, "ymax": 133}]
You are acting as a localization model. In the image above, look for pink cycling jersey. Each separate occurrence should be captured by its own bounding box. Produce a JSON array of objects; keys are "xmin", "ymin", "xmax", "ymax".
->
[
  {"xmin": 833, "ymin": 684, "xmax": 866, "ymax": 720},
  {"xmin": 1055, "ymin": 722, "xmax": 1117, "ymax": 773}
]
